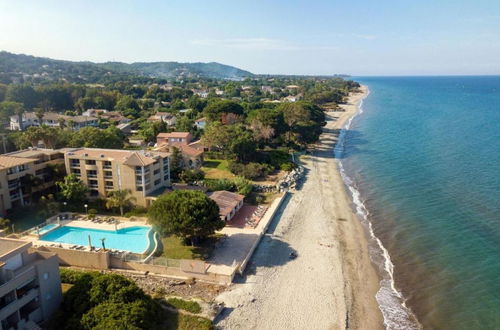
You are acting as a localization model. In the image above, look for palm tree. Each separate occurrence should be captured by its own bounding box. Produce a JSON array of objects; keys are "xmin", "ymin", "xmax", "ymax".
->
[{"xmin": 105, "ymin": 189, "xmax": 136, "ymax": 216}]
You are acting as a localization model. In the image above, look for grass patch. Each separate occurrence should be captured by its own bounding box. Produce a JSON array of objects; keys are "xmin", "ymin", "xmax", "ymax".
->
[
  {"xmin": 163, "ymin": 310, "xmax": 212, "ymax": 330},
  {"xmin": 201, "ymin": 158, "xmax": 235, "ymax": 180},
  {"xmin": 61, "ymin": 283, "xmax": 73, "ymax": 294},
  {"xmin": 165, "ymin": 298, "xmax": 201, "ymax": 314},
  {"xmin": 160, "ymin": 235, "xmax": 222, "ymax": 260}
]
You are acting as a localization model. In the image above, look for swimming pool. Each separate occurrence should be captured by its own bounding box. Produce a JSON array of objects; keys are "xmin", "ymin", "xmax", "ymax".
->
[
  {"xmin": 40, "ymin": 226, "xmax": 153, "ymax": 254},
  {"xmin": 31, "ymin": 223, "xmax": 58, "ymax": 236}
]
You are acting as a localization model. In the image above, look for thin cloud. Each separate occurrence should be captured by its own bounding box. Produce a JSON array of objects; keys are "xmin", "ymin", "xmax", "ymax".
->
[{"xmin": 190, "ymin": 38, "xmax": 337, "ymax": 51}]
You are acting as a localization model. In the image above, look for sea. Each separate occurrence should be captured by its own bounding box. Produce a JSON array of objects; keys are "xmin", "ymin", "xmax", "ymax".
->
[{"xmin": 335, "ymin": 76, "xmax": 500, "ymax": 329}]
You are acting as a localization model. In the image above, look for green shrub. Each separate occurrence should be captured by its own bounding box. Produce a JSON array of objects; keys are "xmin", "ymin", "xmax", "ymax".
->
[
  {"xmin": 124, "ymin": 206, "xmax": 148, "ymax": 217},
  {"xmin": 165, "ymin": 297, "xmax": 202, "ymax": 314},
  {"xmin": 228, "ymin": 162, "xmax": 271, "ymax": 180},
  {"xmin": 88, "ymin": 208, "xmax": 97, "ymax": 219},
  {"xmin": 280, "ymin": 162, "xmax": 295, "ymax": 171},
  {"xmin": 203, "ymin": 178, "xmax": 236, "ymax": 192},
  {"xmin": 179, "ymin": 169, "xmax": 205, "ymax": 183},
  {"xmin": 233, "ymin": 177, "xmax": 253, "ymax": 196},
  {"xmin": 60, "ymin": 268, "xmax": 99, "ymax": 284}
]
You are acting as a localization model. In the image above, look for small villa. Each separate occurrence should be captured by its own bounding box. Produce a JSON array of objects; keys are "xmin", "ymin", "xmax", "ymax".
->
[{"xmin": 208, "ymin": 190, "xmax": 245, "ymax": 221}]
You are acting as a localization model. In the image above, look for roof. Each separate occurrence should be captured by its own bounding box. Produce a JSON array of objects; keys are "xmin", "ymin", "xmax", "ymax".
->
[
  {"xmin": 195, "ymin": 117, "xmax": 206, "ymax": 123},
  {"xmin": 0, "ymin": 155, "xmax": 37, "ymax": 169},
  {"xmin": 179, "ymin": 145, "xmax": 203, "ymax": 157},
  {"xmin": 0, "ymin": 238, "xmax": 31, "ymax": 259},
  {"xmin": 6, "ymin": 148, "xmax": 62, "ymax": 159},
  {"xmin": 13, "ymin": 112, "xmax": 97, "ymax": 123},
  {"xmin": 157, "ymin": 132, "xmax": 191, "ymax": 139},
  {"xmin": 64, "ymin": 148, "xmax": 169, "ymax": 167},
  {"xmin": 209, "ymin": 190, "xmax": 245, "ymax": 217}
]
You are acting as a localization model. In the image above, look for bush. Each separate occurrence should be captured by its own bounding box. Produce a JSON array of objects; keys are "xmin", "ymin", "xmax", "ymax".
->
[
  {"xmin": 280, "ymin": 162, "xmax": 295, "ymax": 171},
  {"xmin": 165, "ymin": 297, "xmax": 202, "ymax": 314},
  {"xmin": 124, "ymin": 206, "xmax": 148, "ymax": 218},
  {"xmin": 203, "ymin": 178, "xmax": 236, "ymax": 192},
  {"xmin": 60, "ymin": 268, "xmax": 99, "ymax": 284},
  {"xmin": 88, "ymin": 208, "xmax": 97, "ymax": 219},
  {"xmin": 179, "ymin": 169, "xmax": 205, "ymax": 183},
  {"xmin": 228, "ymin": 161, "xmax": 271, "ymax": 180},
  {"xmin": 233, "ymin": 177, "xmax": 253, "ymax": 196}
]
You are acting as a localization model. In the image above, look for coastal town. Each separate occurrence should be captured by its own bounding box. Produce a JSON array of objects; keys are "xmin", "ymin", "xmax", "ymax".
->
[{"xmin": 0, "ymin": 51, "xmax": 371, "ymax": 330}]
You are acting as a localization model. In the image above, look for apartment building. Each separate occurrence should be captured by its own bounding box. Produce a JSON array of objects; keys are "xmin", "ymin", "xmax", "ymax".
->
[
  {"xmin": 63, "ymin": 148, "xmax": 171, "ymax": 206},
  {"xmin": 10, "ymin": 112, "xmax": 98, "ymax": 131},
  {"xmin": 0, "ymin": 149, "xmax": 65, "ymax": 214},
  {"xmin": 0, "ymin": 238, "xmax": 62, "ymax": 330}
]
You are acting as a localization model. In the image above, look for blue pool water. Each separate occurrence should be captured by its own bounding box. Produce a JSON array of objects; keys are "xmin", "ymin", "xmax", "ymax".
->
[
  {"xmin": 31, "ymin": 223, "xmax": 58, "ymax": 235},
  {"xmin": 341, "ymin": 76, "xmax": 500, "ymax": 329},
  {"xmin": 40, "ymin": 226, "xmax": 152, "ymax": 253}
]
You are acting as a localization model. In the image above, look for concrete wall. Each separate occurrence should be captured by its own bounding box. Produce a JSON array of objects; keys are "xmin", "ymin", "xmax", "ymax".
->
[
  {"xmin": 238, "ymin": 191, "xmax": 289, "ymax": 274},
  {"xmin": 33, "ymin": 246, "xmax": 110, "ymax": 270}
]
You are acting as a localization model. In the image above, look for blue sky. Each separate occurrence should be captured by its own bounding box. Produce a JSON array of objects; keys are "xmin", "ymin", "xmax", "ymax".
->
[{"xmin": 1, "ymin": 0, "xmax": 499, "ymax": 75}]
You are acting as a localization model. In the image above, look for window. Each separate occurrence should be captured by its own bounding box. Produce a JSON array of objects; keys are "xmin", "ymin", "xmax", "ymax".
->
[
  {"xmin": 87, "ymin": 170, "xmax": 97, "ymax": 178},
  {"xmin": 71, "ymin": 168, "xmax": 81, "ymax": 175},
  {"xmin": 104, "ymin": 171, "xmax": 112, "ymax": 178},
  {"xmin": 153, "ymin": 169, "xmax": 160, "ymax": 175},
  {"xmin": 103, "ymin": 161, "xmax": 112, "ymax": 169},
  {"xmin": 136, "ymin": 175, "xmax": 142, "ymax": 182},
  {"xmin": 154, "ymin": 179, "xmax": 161, "ymax": 186},
  {"xmin": 164, "ymin": 175, "xmax": 169, "ymax": 181},
  {"xmin": 105, "ymin": 181, "xmax": 113, "ymax": 189},
  {"xmin": 88, "ymin": 180, "xmax": 98, "ymax": 188},
  {"xmin": 70, "ymin": 159, "xmax": 80, "ymax": 166},
  {"xmin": 136, "ymin": 186, "xmax": 143, "ymax": 191},
  {"xmin": 85, "ymin": 160, "xmax": 96, "ymax": 165},
  {"xmin": 43, "ymin": 272, "xmax": 49, "ymax": 280},
  {"xmin": 90, "ymin": 189, "xmax": 99, "ymax": 196}
]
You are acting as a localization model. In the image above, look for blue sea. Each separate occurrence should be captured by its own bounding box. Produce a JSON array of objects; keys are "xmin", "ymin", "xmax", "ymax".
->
[{"xmin": 337, "ymin": 76, "xmax": 500, "ymax": 329}]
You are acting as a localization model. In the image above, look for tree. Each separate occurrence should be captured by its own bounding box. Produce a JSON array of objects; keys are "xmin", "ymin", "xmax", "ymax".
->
[
  {"xmin": 57, "ymin": 174, "xmax": 88, "ymax": 205},
  {"xmin": 203, "ymin": 99, "xmax": 244, "ymax": 122},
  {"xmin": 70, "ymin": 126, "xmax": 124, "ymax": 149},
  {"xmin": 0, "ymin": 101, "xmax": 23, "ymax": 125},
  {"xmin": 149, "ymin": 190, "xmax": 224, "ymax": 244},
  {"xmin": 0, "ymin": 217, "xmax": 11, "ymax": 232},
  {"xmin": 5, "ymin": 84, "xmax": 38, "ymax": 109},
  {"xmin": 169, "ymin": 146, "xmax": 183, "ymax": 180},
  {"xmin": 105, "ymin": 189, "xmax": 136, "ymax": 216}
]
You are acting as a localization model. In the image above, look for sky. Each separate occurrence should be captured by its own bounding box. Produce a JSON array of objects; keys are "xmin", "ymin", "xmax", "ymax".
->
[{"xmin": 1, "ymin": 0, "xmax": 500, "ymax": 75}]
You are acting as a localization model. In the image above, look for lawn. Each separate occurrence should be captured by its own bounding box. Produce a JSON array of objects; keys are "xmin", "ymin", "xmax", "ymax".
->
[
  {"xmin": 163, "ymin": 310, "xmax": 212, "ymax": 330},
  {"xmin": 160, "ymin": 235, "xmax": 222, "ymax": 260},
  {"xmin": 201, "ymin": 158, "xmax": 235, "ymax": 180}
]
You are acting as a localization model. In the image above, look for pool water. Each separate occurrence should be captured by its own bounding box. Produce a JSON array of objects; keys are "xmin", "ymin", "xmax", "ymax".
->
[
  {"xmin": 31, "ymin": 223, "xmax": 58, "ymax": 235},
  {"xmin": 40, "ymin": 226, "xmax": 152, "ymax": 254}
]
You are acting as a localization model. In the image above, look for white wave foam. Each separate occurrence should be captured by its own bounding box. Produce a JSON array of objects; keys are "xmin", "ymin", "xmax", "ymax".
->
[{"xmin": 334, "ymin": 89, "xmax": 421, "ymax": 330}]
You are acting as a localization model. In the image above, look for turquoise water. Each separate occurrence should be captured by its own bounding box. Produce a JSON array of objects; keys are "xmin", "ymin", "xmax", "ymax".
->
[
  {"xmin": 31, "ymin": 223, "xmax": 58, "ymax": 235},
  {"xmin": 340, "ymin": 77, "xmax": 500, "ymax": 329},
  {"xmin": 40, "ymin": 225, "xmax": 153, "ymax": 253}
]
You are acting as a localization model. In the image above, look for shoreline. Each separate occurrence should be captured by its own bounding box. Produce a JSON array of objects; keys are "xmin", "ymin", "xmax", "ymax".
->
[{"xmin": 215, "ymin": 85, "xmax": 384, "ymax": 329}]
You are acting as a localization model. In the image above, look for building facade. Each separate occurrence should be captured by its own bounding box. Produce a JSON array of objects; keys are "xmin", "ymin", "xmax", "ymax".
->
[
  {"xmin": 10, "ymin": 112, "xmax": 98, "ymax": 131},
  {"xmin": 0, "ymin": 149, "xmax": 65, "ymax": 215},
  {"xmin": 63, "ymin": 148, "xmax": 171, "ymax": 206},
  {"xmin": 0, "ymin": 238, "xmax": 62, "ymax": 330}
]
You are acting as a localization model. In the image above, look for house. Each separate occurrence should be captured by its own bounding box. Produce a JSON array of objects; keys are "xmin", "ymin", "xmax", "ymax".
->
[
  {"xmin": 0, "ymin": 238, "xmax": 62, "ymax": 329},
  {"xmin": 282, "ymin": 94, "xmax": 303, "ymax": 102},
  {"xmin": 194, "ymin": 117, "xmax": 206, "ymax": 129},
  {"xmin": 208, "ymin": 190, "xmax": 245, "ymax": 221},
  {"xmin": 156, "ymin": 132, "xmax": 192, "ymax": 147},
  {"xmin": 0, "ymin": 149, "xmax": 65, "ymax": 214},
  {"xmin": 10, "ymin": 112, "xmax": 98, "ymax": 131},
  {"xmin": 63, "ymin": 148, "xmax": 171, "ymax": 207},
  {"xmin": 116, "ymin": 123, "xmax": 132, "ymax": 135},
  {"xmin": 261, "ymin": 86, "xmax": 275, "ymax": 94},
  {"xmin": 82, "ymin": 109, "xmax": 108, "ymax": 117},
  {"xmin": 147, "ymin": 112, "xmax": 177, "ymax": 126},
  {"xmin": 98, "ymin": 111, "xmax": 130, "ymax": 124},
  {"xmin": 192, "ymin": 89, "xmax": 209, "ymax": 98}
]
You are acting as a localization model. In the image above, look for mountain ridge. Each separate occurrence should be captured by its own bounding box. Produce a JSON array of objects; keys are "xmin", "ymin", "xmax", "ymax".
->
[{"xmin": 0, "ymin": 51, "xmax": 253, "ymax": 83}]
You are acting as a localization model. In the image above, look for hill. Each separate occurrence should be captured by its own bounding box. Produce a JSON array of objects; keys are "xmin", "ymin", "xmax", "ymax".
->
[{"xmin": 0, "ymin": 51, "xmax": 253, "ymax": 84}]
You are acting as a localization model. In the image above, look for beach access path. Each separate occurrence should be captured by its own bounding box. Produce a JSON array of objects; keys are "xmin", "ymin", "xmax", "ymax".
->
[{"xmin": 215, "ymin": 86, "xmax": 384, "ymax": 330}]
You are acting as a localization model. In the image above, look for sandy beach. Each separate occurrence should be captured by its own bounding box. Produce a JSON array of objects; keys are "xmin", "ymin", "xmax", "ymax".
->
[{"xmin": 215, "ymin": 86, "xmax": 383, "ymax": 330}]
